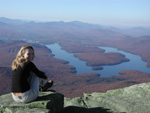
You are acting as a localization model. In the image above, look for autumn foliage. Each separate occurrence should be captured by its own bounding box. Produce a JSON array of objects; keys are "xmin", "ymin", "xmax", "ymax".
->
[
  {"xmin": 0, "ymin": 18, "xmax": 150, "ymax": 97},
  {"xmin": 0, "ymin": 41, "xmax": 150, "ymax": 97}
]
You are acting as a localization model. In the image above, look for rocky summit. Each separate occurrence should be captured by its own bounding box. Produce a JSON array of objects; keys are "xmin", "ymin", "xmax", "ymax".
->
[
  {"xmin": 64, "ymin": 82, "xmax": 150, "ymax": 113},
  {"xmin": 0, "ymin": 83, "xmax": 150, "ymax": 113},
  {"xmin": 0, "ymin": 91, "xmax": 64, "ymax": 113}
]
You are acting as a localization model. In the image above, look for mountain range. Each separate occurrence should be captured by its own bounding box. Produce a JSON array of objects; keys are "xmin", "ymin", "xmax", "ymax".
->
[{"xmin": 0, "ymin": 17, "xmax": 150, "ymax": 41}]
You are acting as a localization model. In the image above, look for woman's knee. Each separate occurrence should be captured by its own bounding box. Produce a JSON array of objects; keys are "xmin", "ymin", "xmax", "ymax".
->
[{"xmin": 30, "ymin": 73, "xmax": 40, "ymax": 90}]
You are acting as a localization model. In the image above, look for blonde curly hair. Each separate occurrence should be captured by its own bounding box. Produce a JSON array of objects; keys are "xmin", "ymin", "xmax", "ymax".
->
[{"xmin": 11, "ymin": 45, "xmax": 35, "ymax": 70}]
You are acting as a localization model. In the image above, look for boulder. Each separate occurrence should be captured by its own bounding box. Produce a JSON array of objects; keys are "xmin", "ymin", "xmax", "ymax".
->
[
  {"xmin": 64, "ymin": 83, "xmax": 150, "ymax": 113},
  {"xmin": 0, "ymin": 91, "xmax": 64, "ymax": 113}
]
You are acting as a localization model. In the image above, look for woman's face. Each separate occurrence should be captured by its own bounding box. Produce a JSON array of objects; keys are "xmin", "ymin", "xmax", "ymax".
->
[{"xmin": 23, "ymin": 48, "xmax": 34, "ymax": 61}]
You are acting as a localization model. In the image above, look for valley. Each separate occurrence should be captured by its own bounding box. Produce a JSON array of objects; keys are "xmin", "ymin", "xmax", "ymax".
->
[{"xmin": 0, "ymin": 17, "xmax": 150, "ymax": 97}]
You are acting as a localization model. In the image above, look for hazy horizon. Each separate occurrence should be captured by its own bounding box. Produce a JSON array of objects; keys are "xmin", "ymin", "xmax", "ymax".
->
[
  {"xmin": 1, "ymin": 16, "xmax": 150, "ymax": 29},
  {"xmin": 0, "ymin": 0, "xmax": 150, "ymax": 27}
]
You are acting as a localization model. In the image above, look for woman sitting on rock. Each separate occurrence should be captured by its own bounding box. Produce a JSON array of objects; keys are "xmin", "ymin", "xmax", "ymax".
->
[{"xmin": 11, "ymin": 45, "xmax": 53, "ymax": 103}]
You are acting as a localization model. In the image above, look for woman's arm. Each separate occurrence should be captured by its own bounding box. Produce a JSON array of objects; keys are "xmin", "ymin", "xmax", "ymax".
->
[{"xmin": 28, "ymin": 61, "xmax": 48, "ymax": 79}]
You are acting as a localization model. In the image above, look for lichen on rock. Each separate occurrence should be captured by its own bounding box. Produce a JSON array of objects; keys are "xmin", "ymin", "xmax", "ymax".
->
[
  {"xmin": 1, "ymin": 83, "xmax": 150, "ymax": 113},
  {"xmin": 64, "ymin": 83, "xmax": 150, "ymax": 113},
  {"xmin": 0, "ymin": 91, "xmax": 64, "ymax": 113}
]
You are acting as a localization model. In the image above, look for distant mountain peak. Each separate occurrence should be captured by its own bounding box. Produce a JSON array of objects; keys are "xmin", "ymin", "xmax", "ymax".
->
[{"xmin": 0, "ymin": 17, "xmax": 26, "ymax": 25}]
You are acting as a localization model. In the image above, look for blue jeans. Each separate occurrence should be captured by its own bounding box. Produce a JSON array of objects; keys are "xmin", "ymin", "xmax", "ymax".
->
[{"xmin": 12, "ymin": 73, "xmax": 46, "ymax": 103}]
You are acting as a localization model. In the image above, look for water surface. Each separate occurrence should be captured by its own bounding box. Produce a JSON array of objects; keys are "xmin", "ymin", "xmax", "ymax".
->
[{"xmin": 46, "ymin": 44, "xmax": 149, "ymax": 77}]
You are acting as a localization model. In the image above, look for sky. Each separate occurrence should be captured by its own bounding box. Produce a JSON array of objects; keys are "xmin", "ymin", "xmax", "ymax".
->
[{"xmin": 0, "ymin": 0, "xmax": 150, "ymax": 27}]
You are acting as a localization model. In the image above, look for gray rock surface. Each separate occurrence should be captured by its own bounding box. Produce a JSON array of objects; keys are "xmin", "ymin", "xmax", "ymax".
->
[
  {"xmin": 64, "ymin": 83, "xmax": 150, "ymax": 113},
  {"xmin": 1, "ymin": 83, "xmax": 150, "ymax": 113},
  {"xmin": 0, "ymin": 91, "xmax": 64, "ymax": 113}
]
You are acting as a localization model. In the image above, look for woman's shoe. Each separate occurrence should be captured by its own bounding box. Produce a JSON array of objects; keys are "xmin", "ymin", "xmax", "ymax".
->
[{"xmin": 39, "ymin": 80, "xmax": 53, "ymax": 92}]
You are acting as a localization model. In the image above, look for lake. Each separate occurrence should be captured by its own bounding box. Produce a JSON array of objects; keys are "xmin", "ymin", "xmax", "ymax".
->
[{"xmin": 46, "ymin": 43, "xmax": 150, "ymax": 77}]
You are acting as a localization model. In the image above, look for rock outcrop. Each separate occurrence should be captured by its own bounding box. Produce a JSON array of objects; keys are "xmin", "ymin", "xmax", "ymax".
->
[
  {"xmin": 64, "ymin": 83, "xmax": 150, "ymax": 113},
  {"xmin": 0, "ymin": 83, "xmax": 150, "ymax": 113},
  {"xmin": 0, "ymin": 91, "xmax": 64, "ymax": 113}
]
